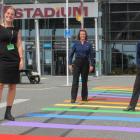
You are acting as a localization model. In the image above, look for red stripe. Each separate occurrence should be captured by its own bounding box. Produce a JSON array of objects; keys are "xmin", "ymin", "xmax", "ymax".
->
[
  {"xmin": 88, "ymin": 97, "xmax": 131, "ymax": 102},
  {"xmin": 0, "ymin": 134, "xmax": 114, "ymax": 140}
]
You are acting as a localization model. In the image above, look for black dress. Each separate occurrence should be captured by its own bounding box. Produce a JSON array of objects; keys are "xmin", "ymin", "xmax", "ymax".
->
[{"xmin": 0, "ymin": 25, "xmax": 20, "ymax": 84}]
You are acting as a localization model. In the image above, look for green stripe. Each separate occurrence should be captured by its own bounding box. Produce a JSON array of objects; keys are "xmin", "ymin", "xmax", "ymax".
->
[
  {"xmin": 89, "ymin": 89, "xmax": 132, "ymax": 93},
  {"xmin": 42, "ymin": 107, "xmax": 140, "ymax": 115}
]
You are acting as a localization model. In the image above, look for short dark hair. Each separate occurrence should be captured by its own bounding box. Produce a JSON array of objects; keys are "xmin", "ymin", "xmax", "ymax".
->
[{"xmin": 77, "ymin": 29, "xmax": 88, "ymax": 40}]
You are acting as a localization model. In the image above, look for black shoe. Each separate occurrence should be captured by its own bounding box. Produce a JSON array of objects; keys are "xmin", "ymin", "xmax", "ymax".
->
[
  {"xmin": 71, "ymin": 99, "xmax": 76, "ymax": 103},
  {"xmin": 4, "ymin": 113, "xmax": 15, "ymax": 121},
  {"xmin": 82, "ymin": 99, "xmax": 88, "ymax": 101},
  {"xmin": 123, "ymin": 107, "xmax": 135, "ymax": 111},
  {"xmin": 82, "ymin": 99, "xmax": 88, "ymax": 102}
]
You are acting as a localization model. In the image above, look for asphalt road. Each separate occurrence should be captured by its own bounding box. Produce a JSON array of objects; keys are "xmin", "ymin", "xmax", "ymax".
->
[{"xmin": 0, "ymin": 75, "xmax": 140, "ymax": 140}]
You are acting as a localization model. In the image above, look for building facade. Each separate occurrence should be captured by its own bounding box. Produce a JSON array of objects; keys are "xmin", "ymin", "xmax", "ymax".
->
[
  {"xmin": 102, "ymin": 0, "xmax": 140, "ymax": 74},
  {"xmin": 1, "ymin": 0, "xmax": 139, "ymax": 75}
]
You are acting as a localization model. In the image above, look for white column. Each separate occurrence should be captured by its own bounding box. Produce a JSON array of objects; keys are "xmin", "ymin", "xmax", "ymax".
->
[
  {"xmin": 35, "ymin": 19, "xmax": 41, "ymax": 76},
  {"xmin": 22, "ymin": 19, "xmax": 26, "ymax": 69},
  {"xmin": 66, "ymin": 0, "xmax": 69, "ymax": 86},
  {"xmin": 95, "ymin": 18, "xmax": 99, "ymax": 77}
]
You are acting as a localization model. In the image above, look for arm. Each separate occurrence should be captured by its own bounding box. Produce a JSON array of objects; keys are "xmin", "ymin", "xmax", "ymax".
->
[
  {"xmin": 68, "ymin": 43, "xmax": 76, "ymax": 72},
  {"xmin": 89, "ymin": 44, "xmax": 95, "ymax": 72},
  {"xmin": 17, "ymin": 31, "xmax": 24, "ymax": 70},
  {"xmin": 89, "ymin": 44, "xmax": 95, "ymax": 66},
  {"xmin": 68, "ymin": 43, "xmax": 76, "ymax": 65},
  {"xmin": 137, "ymin": 42, "xmax": 140, "ymax": 67}
]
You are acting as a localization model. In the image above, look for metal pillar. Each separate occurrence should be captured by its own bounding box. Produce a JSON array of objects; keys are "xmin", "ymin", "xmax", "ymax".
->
[
  {"xmin": 35, "ymin": 19, "xmax": 41, "ymax": 76},
  {"xmin": 22, "ymin": 19, "xmax": 26, "ymax": 69},
  {"xmin": 95, "ymin": 18, "xmax": 100, "ymax": 77},
  {"xmin": 34, "ymin": 0, "xmax": 41, "ymax": 76},
  {"xmin": 66, "ymin": 0, "xmax": 69, "ymax": 86}
]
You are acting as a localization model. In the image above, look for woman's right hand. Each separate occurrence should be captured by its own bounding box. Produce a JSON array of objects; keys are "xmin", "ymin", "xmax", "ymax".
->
[
  {"xmin": 19, "ymin": 58, "xmax": 24, "ymax": 70},
  {"xmin": 69, "ymin": 65, "xmax": 73, "ymax": 73}
]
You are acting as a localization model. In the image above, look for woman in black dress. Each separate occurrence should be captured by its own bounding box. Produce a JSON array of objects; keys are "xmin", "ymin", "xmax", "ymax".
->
[{"xmin": 0, "ymin": 6, "xmax": 23, "ymax": 120}]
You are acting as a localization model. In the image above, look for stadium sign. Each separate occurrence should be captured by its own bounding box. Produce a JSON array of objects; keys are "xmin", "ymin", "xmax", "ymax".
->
[{"xmin": 5, "ymin": 2, "xmax": 98, "ymax": 19}]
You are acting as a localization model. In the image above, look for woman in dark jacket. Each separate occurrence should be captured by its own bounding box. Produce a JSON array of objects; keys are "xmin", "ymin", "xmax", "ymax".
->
[
  {"xmin": 69, "ymin": 29, "xmax": 95, "ymax": 103},
  {"xmin": 124, "ymin": 42, "xmax": 140, "ymax": 111}
]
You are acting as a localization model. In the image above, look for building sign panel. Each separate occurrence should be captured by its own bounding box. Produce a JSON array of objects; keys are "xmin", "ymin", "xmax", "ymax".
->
[{"xmin": 7, "ymin": 2, "xmax": 98, "ymax": 19}]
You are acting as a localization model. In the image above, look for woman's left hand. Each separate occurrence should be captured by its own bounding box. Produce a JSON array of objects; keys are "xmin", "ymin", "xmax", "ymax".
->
[
  {"xmin": 89, "ymin": 66, "xmax": 94, "ymax": 73},
  {"xmin": 19, "ymin": 59, "xmax": 24, "ymax": 70}
]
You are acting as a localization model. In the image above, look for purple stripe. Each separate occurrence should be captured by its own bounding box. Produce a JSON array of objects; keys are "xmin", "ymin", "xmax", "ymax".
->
[
  {"xmin": 1, "ymin": 121, "xmax": 140, "ymax": 133},
  {"xmin": 88, "ymin": 94, "xmax": 129, "ymax": 98}
]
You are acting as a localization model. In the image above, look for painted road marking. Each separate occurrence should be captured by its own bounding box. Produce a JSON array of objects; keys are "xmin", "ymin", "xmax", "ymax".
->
[
  {"xmin": 17, "ymin": 87, "xmax": 57, "ymax": 91},
  {"xmin": 88, "ymin": 92, "xmax": 131, "ymax": 96},
  {"xmin": 64, "ymin": 100, "xmax": 131, "ymax": 105},
  {"xmin": 91, "ymin": 89, "xmax": 132, "ymax": 93},
  {"xmin": 88, "ymin": 94, "xmax": 130, "ymax": 98},
  {"xmin": 92, "ymin": 86, "xmax": 132, "ymax": 90},
  {"xmin": 55, "ymin": 103, "xmax": 140, "ymax": 109},
  {"xmin": 81, "ymin": 97, "xmax": 131, "ymax": 102},
  {"xmin": 93, "ymin": 91, "xmax": 132, "ymax": 94},
  {"xmin": 25, "ymin": 113, "xmax": 140, "ymax": 122},
  {"xmin": 41, "ymin": 107, "xmax": 140, "ymax": 115},
  {"xmin": 0, "ymin": 134, "xmax": 113, "ymax": 140},
  {"xmin": 2, "ymin": 121, "xmax": 140, "ymax": 133},
  {"xmin": 0, "ymin": 99, "xmax": 29, "ymax": 108}
]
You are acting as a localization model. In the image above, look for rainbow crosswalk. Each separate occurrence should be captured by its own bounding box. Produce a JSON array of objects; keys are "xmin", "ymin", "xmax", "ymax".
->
[
  {"xmin": 1, "ymin": 86, "xmax": 140, "ymax": 140},
  {"xmin": 0, "ymin": 134, "xmax": 113, "ymax": 140}
]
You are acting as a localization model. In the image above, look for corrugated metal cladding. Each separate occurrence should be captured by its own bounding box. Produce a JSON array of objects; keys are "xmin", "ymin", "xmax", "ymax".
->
[{"xmin": 2, "ymin": 0, "xmax": 95, "ymax": 4}]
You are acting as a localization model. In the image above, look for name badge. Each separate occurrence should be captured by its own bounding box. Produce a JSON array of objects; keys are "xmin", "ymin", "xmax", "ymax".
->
[{"xmin": 7, "ymin": 43, "xmax": 15, "ymax": 50}]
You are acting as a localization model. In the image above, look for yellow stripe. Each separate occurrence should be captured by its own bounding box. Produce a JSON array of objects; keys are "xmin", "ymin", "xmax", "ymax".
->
[
  {"xmin": 55, "ymin": 104, "xmax": 140, "ymax": 109},
  {"xmin": 64, "ymin": 100, "xmax": 131, "ymax": 105}
]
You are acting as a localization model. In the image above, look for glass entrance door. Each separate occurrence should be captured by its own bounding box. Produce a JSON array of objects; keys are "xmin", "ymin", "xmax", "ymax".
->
[
  {"xmin": 25, "ymin": 42, "xmax": 36, "ymax": 70},
  {"xmin": 111, "ymin": 42, "xmax": 136, "ymax": 74},
  {"xmin": 41, "ymin": 47, "xmax": 52, "ymax": 75},
  {"xmin": 53, "ymin": 50, "xmax": 66, "ymax": 75}
]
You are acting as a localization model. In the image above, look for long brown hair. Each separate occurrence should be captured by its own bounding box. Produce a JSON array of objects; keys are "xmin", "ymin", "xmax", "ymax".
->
[
  {"xmin": 1, "ymin": 6, "xmax": 16, "ymax": 26},
  {"xmin": 4, "ymin": 6, "xmax": 16, "ymax": 16}
]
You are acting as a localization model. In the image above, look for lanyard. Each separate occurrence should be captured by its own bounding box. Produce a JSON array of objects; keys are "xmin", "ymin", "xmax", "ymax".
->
[
  {"xmin": 10, "ymin": 30, "xmax": 13, "ymax": 43},
  {"xmin": 3, "ymin": 23, "xmax": 14, "ymax": 43}
]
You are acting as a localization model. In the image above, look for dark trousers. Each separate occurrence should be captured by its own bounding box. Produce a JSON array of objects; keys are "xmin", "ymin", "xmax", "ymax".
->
[
  {"xmin": 129, "ymin": 67, "xmax": 140, "ymax": 108},
  {"xmin": 71, "ymin": 58, "xmax": 89, "ymax": 101}
]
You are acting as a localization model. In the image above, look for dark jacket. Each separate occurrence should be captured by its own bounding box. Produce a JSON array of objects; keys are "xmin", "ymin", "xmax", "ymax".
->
[
  {"xmin": 69, "ymin": 40, "xmax": 95, "ymax": 66},
  {"xmin": 136, "ymin": 42, "xmax": 140, "ymax": 67}
]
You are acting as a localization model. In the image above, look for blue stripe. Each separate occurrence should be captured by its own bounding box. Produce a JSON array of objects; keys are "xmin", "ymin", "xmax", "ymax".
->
[
  {"xmin": 88, "ymin": 92, "xmax": 131, "ymax": 97},
  {"xmin": 88, "ymin": 94, "xmax": 129, "ymax": 98},
  {"xmin": 26, "ymin": 113, "xmax": 140, "ymax": 122}
]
